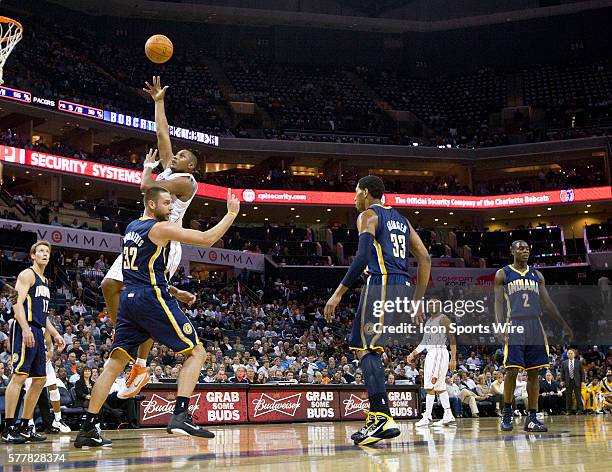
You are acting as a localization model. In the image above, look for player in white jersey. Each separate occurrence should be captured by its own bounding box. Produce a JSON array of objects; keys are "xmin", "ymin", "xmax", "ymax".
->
[
  {"xmin": 101, "ymin": 76, "xmax": 198, "ymax": 399},
  {"xmin": 407, "ymin": 300, "xmax": 457, "ymax": 427}
]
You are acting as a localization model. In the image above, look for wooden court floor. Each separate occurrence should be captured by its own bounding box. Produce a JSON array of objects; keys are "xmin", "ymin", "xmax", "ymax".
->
[{"xmin": 0, "ymin": 416, "xmax": 609, "ymax": 471}]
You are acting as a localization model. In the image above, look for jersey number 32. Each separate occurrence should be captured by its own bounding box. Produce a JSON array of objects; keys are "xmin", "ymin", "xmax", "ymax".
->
[{"xmin": 123, "ymin": 247, "xmax": 138, "ymax": 270}]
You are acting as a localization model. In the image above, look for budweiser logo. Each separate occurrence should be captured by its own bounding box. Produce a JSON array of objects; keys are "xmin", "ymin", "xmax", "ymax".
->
[
  {"xmin": 343, "ymin": 394, "xmax": 369, "ymax": 417},
  {"xmin": 141, "ymin": 393, "xmax": 201, "ymax": 421},
  {"xmin": 251, "ymin": 393, "xmax": 302, "ymax": 418}
]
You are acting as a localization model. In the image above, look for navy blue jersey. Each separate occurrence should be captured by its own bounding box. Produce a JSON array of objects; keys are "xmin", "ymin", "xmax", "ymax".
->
[
  {"xmin": 25, "ymin": 268, "xmax": 50, "ymax": 328},
  {"xmin": 122, "ymin": 217, "xmax": 169, "ymax": 288},
  {"xmin": 366, "ymin": 204, "xmax": 410, "ymax": 277},
  {"xmin": 503, "ymin": 265, "xmax": 542, "ymax": 320}
]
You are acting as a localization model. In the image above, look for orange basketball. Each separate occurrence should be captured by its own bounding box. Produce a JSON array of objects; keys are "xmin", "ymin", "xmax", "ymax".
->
[{"xmin": 145, "ymin": 34, "xmax": 173, "ymax": 64}]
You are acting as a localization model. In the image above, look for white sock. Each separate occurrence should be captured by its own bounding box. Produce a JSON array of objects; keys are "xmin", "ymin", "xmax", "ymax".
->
[
  {"xmin": 425, "ymin": 393, "xmax": 435, "ymax": 418},
  {"xmin": 54, "ymin": 411, "xmax": 62, "ymax": 422},
  {"xmin": 438, "ymin": 390, "xmax": 452, "ymax": 414},
  {"xmin": 136, "ymin": 358, "xmax": 147, "ymax": 368},
  {"xmin": 28, "ymin": 418, "xmax": 35, "ymax": 426}
]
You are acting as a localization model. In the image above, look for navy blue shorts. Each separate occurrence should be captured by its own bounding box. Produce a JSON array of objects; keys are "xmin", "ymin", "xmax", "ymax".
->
[
  {"xmin": 112, "ymin": 286, "xmax": 199, "ymax": 361},
  {"xmin": 503, "ymin": 317, "xmax": 550, "ymax": 370},
  {"xmin": 10, "ymin": 323, "xmax": 46, "ymax": 378},
  {"xmin": 349, "ymin": 273, "xmax": 411, "ymax": 351}
]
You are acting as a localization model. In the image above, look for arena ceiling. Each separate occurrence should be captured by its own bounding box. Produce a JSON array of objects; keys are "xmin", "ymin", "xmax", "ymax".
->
[{"xmin": 45, "ymin": 0, "xmax": 612, "ymax": 32}]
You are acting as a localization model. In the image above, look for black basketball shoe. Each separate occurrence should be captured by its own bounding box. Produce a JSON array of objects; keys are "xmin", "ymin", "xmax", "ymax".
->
[
  {"xmin": 74, "ymin": 427, "xmax": 112, "ymax": 448},
  {"xmin": 18, "ymin": 424, "xmax": 46, "ymax": 442},
  {"xmin": 1, "ymin": 426, "xmax": 27, "ymax": 444},
  {"xmin": 167, "ymin": 411, "xmax": 215, "ymax": 438},
  {"xmin": 524, "ymin": 413, "xmax": 548, "ymax": 432}
]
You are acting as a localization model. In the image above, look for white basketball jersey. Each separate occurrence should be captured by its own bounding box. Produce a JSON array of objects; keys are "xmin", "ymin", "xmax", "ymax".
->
[
  {"xmin": 156, "ymin": 168, "xmax": 198, "ymax": 226},
  {"xmin": 421, "ymin": 314, "xmax": 448, "ymax": 349}
]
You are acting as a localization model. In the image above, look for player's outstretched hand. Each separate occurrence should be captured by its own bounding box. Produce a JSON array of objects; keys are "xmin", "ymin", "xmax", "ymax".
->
[
  {"xmin": 143, "ymin": 148, "xmax": 159, "ymax": 169},
  {"xmin": 143, "ymin": 76, "xmax": 168, "ymax": 102},
  {"xmin": 227, "ymin": 188, "xmax": 240, "ymax": 216}
]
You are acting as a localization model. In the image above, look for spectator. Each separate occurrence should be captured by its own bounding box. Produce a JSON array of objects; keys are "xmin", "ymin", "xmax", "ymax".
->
[
  {"xmin": 539, "ymin": 371, "xmax": 562, "ymax": 415},
  {"xmin": 64, "ymin": 352, "xmax": 79, "ymax": 377},
  {"xmin": 446, "ymin": 376, "xmax": 463, "ymax": 418},
  {"xmin": 57, "ymin": 367, "xmax": 73, "ymax": 390},
  {"xmin": 71, "ymin": 300, "xmax": 87, "ymax": 317},
  {"xmin": 68, "ymin": 339, "xmax": 84, "ymax": 360},
  {"xmin": 63, "ymin": 326, "xmax": 76, "ymax": 349},
  {"xmin": 74, "ymin": 366, "xmax": 94, "ymax": 408},
  {"xmin": 453, "ymin": 374, "xmax": 480, "ymax": 418},
  {"xmin": 490, "ymin": 371, "xmax": 505, "ymax": 416},
  {"xmin": 201, "ymin": 368, "xmax": 216, "ymax": 383},
  {"xmin": 230, "ymin": 366, "xmax": 248, "ymax": 384}
]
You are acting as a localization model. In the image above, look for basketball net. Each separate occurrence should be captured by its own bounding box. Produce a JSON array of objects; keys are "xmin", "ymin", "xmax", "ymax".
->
[{"xmin": 0, "ymin": 17, "xmax": 23, "ymax": 86}]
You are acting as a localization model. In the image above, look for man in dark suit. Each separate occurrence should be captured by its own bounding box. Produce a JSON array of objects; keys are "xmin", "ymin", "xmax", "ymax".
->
[
  {"xmin": 539, "ymin": 371, "xmax": 562, "ymax": 414},
  {"xmin": 561, "ymin": 349, "xmax": 584, "ymax": 414}
]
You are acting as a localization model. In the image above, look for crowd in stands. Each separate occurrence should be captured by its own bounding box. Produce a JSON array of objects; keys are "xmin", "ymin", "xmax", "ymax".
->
[
  {"xmin": 4, "ymin": 3, "xmax": 611, "ymax": 148},
  {"xmin": 1, "ymin": 246, "xmax": 611, "ymax": 429},
  {"xmin": 226, "ymin": 60, "xmax": 394, "ymax": 136}
]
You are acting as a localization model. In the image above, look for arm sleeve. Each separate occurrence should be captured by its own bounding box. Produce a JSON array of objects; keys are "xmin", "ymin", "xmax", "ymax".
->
[{"xmin": 341, "ymin": 232, "xmax": 374, "ymax": 288}]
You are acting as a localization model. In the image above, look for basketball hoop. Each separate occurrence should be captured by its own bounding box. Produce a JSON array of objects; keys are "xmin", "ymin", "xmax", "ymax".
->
[{"xmin": 0, "ymin": 16, "xmax": 23, "ymax": 86}]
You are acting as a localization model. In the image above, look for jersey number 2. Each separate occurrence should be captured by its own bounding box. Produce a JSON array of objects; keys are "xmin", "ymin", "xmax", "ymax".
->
[
  {"xmin": 123, "ymin": 247, "xmax": 138, "ymax": 270},
  {"xmin": 522, "ymin": 293, "xmax": 530, "ymax": 308},
  {"xmin": 390, "ymin": 234, "xmax": 406, "ymax": 258}
]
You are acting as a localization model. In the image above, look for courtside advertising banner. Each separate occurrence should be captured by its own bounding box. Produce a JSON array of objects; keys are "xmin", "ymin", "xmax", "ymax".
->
[
  {"xmin": 248, "ymin": 389, "xmax": 341, "ymax": 423},
  {"xmin": 139, "ymin": 385, "xmax": 419, "ymax": 426},
  {"xmin": 139, "ymin": 388, "xmax": 248, "ymax": 427}
]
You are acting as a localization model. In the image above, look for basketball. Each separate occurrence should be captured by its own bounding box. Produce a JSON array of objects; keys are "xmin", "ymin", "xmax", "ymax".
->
[{"xmin": 145, "ymin": 34, "xmax": 173, "ymax": 64}]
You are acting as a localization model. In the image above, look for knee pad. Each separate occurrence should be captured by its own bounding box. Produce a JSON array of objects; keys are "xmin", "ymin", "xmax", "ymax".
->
[{"xmin": 49, "ymin": 388, "xmax": 61, "ymax": 402}]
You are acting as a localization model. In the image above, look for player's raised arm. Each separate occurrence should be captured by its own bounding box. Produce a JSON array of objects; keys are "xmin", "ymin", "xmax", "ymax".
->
[
  {"xmin": 536, "ymin": 270, "xmax": 574, "ymax": 341},
  {"xmin": 140, "ymin": 148, "xmax": 192, "ymax": 198},
  {"xmin": 408, "ymin": 222, "xmax": 431, "ymax": 322},
  {"xmin": 13, "ymin": 269, "xmax": 35, "ymax": 348},
  {"xmin": 324, "ymin": 209, "xmax": 377, "ymax": 321},
  {"xmin": 150, "ymin": 188, "xmax": 239, "ymax": 247},
  {"xmin": 494, "ymin": 268, "xmax": 505, "ymax": 325},
  {"xmin": 143, "ymin": 76, "xmax": 173, "ymax": 169}
]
